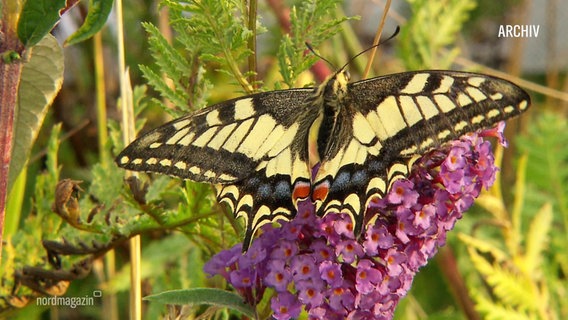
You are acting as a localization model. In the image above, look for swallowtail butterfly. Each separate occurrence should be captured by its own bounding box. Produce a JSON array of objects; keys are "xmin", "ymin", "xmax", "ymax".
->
[{"xmin": 116, "ymin": 69, "xmax": 530, "ymax": 249}]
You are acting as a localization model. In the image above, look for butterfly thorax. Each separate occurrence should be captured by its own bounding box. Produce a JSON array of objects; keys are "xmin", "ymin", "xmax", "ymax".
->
[{"xmin": 307, "ymin": 70, "xmax": 353, "ymax": 171}]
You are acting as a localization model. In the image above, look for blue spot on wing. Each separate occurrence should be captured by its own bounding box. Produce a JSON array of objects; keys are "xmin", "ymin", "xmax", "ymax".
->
[
  {"xmin": 352, "ymin": 170, "xmax": 367, "ymax": 186},
  {"xmin": 275, "ymin": 180, "xmax": 291, "ymax": 199},
  {"xmin": 330, "ymin": 171, "xmax": 350, "ymax": 192},
  {"xmin": 257, "ymin": 183, "xmax": 272, "ymax": 198},
  {"xmin": 328, "ymin": 167, "xmax": 368, "ymax": 194}
]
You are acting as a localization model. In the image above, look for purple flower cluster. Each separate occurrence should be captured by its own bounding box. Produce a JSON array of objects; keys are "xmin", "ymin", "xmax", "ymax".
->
[{"xmin": 204, "ymin": 126, "xmax": 506, "ymax": 319}]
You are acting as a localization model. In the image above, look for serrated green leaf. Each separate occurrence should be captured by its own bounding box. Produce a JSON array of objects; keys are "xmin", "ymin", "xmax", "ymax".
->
[
  {"xmin": 65, "ymin": 0, "xmax": 114, "ymax": 46},
  {"xmin": 89, "ymin": 162, "xmax": 126, "ymax": 205},
  {"xmin": 144, "ymin": 288, "xmax": 255, "ymax": 318},
  {"xmin": 398, "ymin": 0, "xmax": 476, "ymax": 69},
  {"xmin": 458, "ymin": 233, "xmax": 508, "ymax": 263},
  {"xmin": 9, "ymin": 34, "xmax": 63, "ymax": 191},
  {"xmin": 517, "ymin": 113, "xmax": 568, "ymax": 222},
  {"xmin": 277, "ymin": 0, "xmax": 352, "ymax": 87},
  {"xmin": 472, "ymin": 289, "xmax": 533, "ymax": 320},
  {"xmin": 142, "ymin": 22, "xmax": 191, "ymax": 81},
  {"xmin": 146, "ymin": 175, "xmax": 175, "ymax": 203},
  {"xmin": 466, "ymin": 244, "xmax": 496, "ymax": 277},
  {"xmin": 522, "ymin": 203, "xmax": 553, "ymax": 276},
  {"xmin": 17, "ymin": 0, "xmax": 67, "ymax": 47},
  {"xmin": 487, "ymin": 267, "xmax": 537, "ymax": 310},
  {"xmin": 139, "ymin": 64, "xmax": 189, "ymax": 115}
]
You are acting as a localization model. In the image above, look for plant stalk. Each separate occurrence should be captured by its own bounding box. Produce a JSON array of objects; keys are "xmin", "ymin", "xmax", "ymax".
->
[
  {"xmin": 247, "ymin": 0, "xmax": 258, "ymax": 89},
  {"xmin": 114, "ymin": 0, "xmax": 142, "ymax": 318},
  {"xmin": 0, "ymin": 0, "xmax": 25, "ymax": 265}
]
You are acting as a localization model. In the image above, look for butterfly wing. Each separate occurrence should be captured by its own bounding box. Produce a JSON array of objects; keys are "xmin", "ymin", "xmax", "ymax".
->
[
  {"xmin": 117, "ymin": 89, "xmax": 318, "ymax": 248},
  {"xmin": 312, "ymin": 71, "xmax": 530, "ymax": 234}
]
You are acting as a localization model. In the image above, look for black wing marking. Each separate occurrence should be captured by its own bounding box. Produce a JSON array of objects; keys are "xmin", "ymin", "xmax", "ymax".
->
[{"xmin": 215, "ymin": 171, "xmax": 306, "ymax": 249}]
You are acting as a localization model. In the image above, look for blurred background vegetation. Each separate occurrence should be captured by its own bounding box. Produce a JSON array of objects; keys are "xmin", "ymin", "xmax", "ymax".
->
[{"xmin": 1, "ymin": 0, "xmax": 566, "ymax": 319}]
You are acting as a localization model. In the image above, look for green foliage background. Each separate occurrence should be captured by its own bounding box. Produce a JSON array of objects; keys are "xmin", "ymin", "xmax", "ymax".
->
[{"xmin": 2, "ymin": 0, "xmax": 566, "ymax": 319}]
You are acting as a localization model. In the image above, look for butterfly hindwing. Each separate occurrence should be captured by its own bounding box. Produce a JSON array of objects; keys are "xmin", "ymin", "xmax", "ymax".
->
[{"xmin": 215, "ymin": 172, "xmax": 306, "ymax": 249}]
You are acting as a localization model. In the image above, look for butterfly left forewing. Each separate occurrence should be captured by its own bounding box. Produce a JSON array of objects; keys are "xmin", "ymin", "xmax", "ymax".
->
[
  {"xmin": 117, "ymin": 89, "xmax": 317, "ymax": 249},
  {"xmin": 117, "ymin": 89, "xmax": 314, "ymax": 183}
]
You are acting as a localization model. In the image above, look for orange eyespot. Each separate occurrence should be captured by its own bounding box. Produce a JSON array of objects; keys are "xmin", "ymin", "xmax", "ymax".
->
[
  {"xmin": 292, "ymin": 181, "xmax": 311, "ymax": 203},
  {"xmin": 311, "ymin": 181, "xmax": 330, "ymax": 202}
]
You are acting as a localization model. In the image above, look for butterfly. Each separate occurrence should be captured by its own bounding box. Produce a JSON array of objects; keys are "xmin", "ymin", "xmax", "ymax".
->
[{"xmin": 116, "ymin": 68, "xmax": 530, "ymax": 249}]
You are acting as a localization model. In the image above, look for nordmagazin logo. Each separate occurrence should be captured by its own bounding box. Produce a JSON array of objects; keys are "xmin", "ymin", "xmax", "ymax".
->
[{"xmin": 36, "ymin": 290, "xmax": 101, "ymax": 308}]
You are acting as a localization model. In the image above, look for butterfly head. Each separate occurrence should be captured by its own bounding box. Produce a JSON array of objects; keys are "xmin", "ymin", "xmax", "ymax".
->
[{"xmin": 320, "ymin": 69, "xmax": 351, "ymax": 108}]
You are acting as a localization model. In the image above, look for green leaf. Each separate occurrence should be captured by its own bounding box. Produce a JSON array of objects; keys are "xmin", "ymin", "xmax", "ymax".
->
[
  {"xmin": 523, "ymin": 203, "xmax": 553, "ymax": 275},
  {"xmin": 144, "ymin": 288, "xmax": 256, "ymax": 318},
  {"xmin": 164, "ymin": 0, "xmax": 255, "ymax": 92},
  {"xmin": 17, "ymin": 0, "xmax": 67, "ymax": 47},
  {"xmin": 465, "ymin": 237, "xmax": 542, "ymax": 314},
  {"xmin": 397, "ymin": 0, "xmax": 476, "ymax": 69},
  {"xmin": 139, "ymin": 64, "xmax": 189, "ymax": 115},
  {"xmin": 458, "ymin": 233, "xmax": 508, "ymax": 263},
  {"xmin": 277, "ymin": 0, "xmax": 351, "ymax": 87},
  {"xmin": 466, "ymin": 243, "xmax": 498, "ymax": 278},
  {"xmin": 475, "ymin": 192, "xmax": 507, "ymax": 220},
  {"xmin": 9, "ymin": 34, "xmax": 64, "ymax": 191},
  {"xmin": 65, "ymin": 0, "xmax": 114, "ymax": 46},
  {"xmin": 487, "ymin": 268, "xmax": 536, "ymax": 310},
  {"xmin": 517, "ymin": 112, "xmax": 568, "ymax": 222},
  {"xmin": 141, "ymin": 22, "xmax": 191, "ymax": 85},
  {"xmin": 145, "ymin": 175, "xmax": 175, "ymax": 203},
  {"xmin": 472, "ymin": 288, "xmax": 533, "ymax": 320}
]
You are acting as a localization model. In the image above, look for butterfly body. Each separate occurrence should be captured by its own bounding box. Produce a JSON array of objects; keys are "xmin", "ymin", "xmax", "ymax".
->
[{"xmin": 117, "ymin": 70, "xmax": 530, "ymax": 249}]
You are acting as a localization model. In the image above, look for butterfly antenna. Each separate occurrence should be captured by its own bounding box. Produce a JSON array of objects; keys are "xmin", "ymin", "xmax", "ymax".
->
[
  {"xmin": 340, "ymin": 26, "xmax": 400, "ymax": 71},
  {"xmin": 305, "ymin": 42, "xmax": 337, "ymax": 70}
]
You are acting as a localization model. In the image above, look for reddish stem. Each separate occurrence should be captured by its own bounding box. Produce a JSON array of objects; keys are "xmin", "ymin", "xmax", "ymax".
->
[
  {"xmin": 0, "ymin": 11, "xmax": 25, "ymax": 264},
  {"xmin": 437, "ymin": 246, "xmax": 481, "ymax": 320}
]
